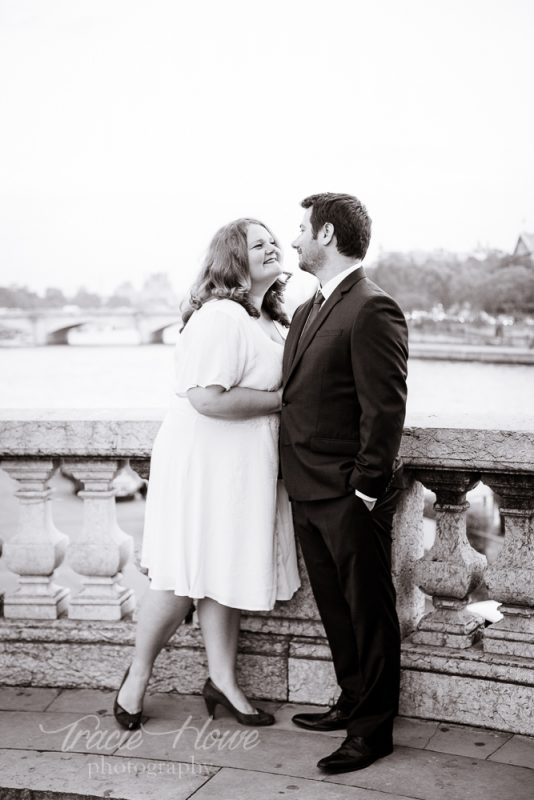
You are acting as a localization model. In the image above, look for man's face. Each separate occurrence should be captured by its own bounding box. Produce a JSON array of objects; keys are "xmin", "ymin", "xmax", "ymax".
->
[{"xmin": 291, "ymin": 207, "xmax": 325, "ymax": 275}]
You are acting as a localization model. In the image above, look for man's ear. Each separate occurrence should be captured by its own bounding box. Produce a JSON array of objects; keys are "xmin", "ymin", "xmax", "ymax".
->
[{"xmin": 321, "ymin": 222, "xmax": 335, "ymax": 246}]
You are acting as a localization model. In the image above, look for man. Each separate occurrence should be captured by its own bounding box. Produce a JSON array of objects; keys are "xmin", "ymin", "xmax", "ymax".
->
[{"xmin": 280, "ymin": 192, "xmax": 408, "ymax": 774}]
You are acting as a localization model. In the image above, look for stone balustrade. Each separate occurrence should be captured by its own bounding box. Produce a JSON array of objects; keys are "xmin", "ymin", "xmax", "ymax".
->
[
  {"xmin": 1, "ymin": 458, "xmax": 69, "ymax": 619},
  {"xmin": 0, "ymin": 409, "xmax": 533, "ymax": 735}
]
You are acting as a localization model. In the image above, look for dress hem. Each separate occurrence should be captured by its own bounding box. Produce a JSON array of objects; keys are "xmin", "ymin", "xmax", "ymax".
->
[{"xmin": 141, "ymin": 573, "xmax": 300, "ymax": 612}]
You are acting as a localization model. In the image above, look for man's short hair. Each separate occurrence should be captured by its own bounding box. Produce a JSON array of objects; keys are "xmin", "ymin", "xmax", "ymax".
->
[{"xmin": 301, "ymin": 192, "xmax": 371, "ymax": 260}]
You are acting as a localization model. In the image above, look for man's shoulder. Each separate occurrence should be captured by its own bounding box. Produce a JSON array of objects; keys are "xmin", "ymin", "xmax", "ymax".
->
[
  {"xmin": 351, "ymin": 276, "xmax": 404, "ymax": 315},
  {"xmin": 338, "ymin": 277, "xmax": 407, "ymax": 342}
]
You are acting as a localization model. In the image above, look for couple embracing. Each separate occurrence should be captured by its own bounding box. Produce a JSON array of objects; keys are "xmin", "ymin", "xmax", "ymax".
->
[{"xmin": 114, "ymin": 192, "xmax": 409, "ymax": 775}]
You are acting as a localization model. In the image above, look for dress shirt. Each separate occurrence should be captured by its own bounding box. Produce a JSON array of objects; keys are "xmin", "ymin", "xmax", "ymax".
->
[
  {"xmin": 317, "ymin": 262, "xmax": 377, "ymax": 510},
  {"xmin": 319, "ymin": 262, "xmax": 362, "ymax": 303}
]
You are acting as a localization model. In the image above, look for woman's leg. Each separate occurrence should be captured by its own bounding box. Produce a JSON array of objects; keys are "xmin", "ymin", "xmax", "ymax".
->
[
  {"xmin": 197, "ymin": 597, "xmax": 256, "ymax": 714},
  {"xmin": 118, "ymin": 588, "xmax": 192, "ymax": 713}
]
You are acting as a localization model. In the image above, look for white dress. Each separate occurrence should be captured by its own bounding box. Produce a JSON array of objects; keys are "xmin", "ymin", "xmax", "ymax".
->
[{"xmin": 140, "ymin": 298, "xmax": 300, "ymax": 611}]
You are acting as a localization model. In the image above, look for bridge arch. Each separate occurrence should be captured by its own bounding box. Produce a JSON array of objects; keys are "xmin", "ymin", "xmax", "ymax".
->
[{"xmin": 44, "ymin": 323, "xmax": 89, "ymax": 345}]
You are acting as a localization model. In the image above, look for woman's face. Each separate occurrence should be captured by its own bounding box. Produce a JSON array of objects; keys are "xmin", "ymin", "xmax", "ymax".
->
[{"xmin": 246, "ymin": 223, "xmax": 282, "ymax": 290}]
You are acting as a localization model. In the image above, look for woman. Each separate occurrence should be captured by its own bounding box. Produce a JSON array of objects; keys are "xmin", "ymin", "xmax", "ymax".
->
[{"xmin": 114, "ymin": 218, "xmax": 300, "ymax": 729}]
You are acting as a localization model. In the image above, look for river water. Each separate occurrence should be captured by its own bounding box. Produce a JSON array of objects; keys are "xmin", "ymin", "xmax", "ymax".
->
[{"xmin": 1, "ymin": 344, "xmax": 532, "ymax": 428}]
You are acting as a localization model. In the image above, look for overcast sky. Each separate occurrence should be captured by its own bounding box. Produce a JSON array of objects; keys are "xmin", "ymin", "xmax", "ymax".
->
[{"xmin": 1, "ymin": 0, "xmax": 533, "ymax": 295}]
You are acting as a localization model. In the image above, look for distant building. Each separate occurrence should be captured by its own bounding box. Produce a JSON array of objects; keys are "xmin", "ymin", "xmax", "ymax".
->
[{"xmin": 513, "ymin": 232, "xmax": 534, "ymax": 258}]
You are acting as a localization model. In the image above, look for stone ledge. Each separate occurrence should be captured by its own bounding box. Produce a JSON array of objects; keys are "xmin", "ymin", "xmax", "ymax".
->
[
  {"xmin": 0, "ymin": 619, "xmax": 294, "ymax": 701},
  {"xmin": 288, "ymin": 657, "xmax": 337, "ymax": 705},
  {"xmin": 401, "ymin": 641, "xmax": 534, "ymax": 686},
  {"xmin": 0, "ymin": 620, "xmax": 328, "ymax": 705},
  {"xmin": 2, "ymin": 621, "xmax": 534, "ymax": 730},
  {"xmin": 0, "ymin": 619, "xmax": 289, "ymax": 657},
  {"xmin": 400, "ymin": 427, "xmax": 534, "ymax": 472},
  {"xmin": 400, "ymin": 670, "xmax": 534, "ymax": 736},
  {"xmin": 0, "ymin": 642, "xmax": 289, "ymax": 701},
  {"xmin": 0, "ymin": 418, "xmax": 162, "ymax": 458},
  {"xmin": 240, "ymin": 617, "xmax": 325, "ymax": 638},
  {"xmin": 1, "ymin": 412, "xmax": 534, "ymax": 472},
  {"xmin": 288, "ymin": 638, "xmax": 334, "ymax": 660}
]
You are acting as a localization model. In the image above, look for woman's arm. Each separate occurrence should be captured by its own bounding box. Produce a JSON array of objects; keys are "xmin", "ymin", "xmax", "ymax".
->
[{"xmin": 187, "ymin": 385, "xmax": 282, "ymax": 419}]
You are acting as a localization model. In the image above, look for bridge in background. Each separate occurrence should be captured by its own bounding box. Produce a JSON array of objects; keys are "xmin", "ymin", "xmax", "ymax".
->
[{"xmin": 0, "ymin": 309, "xmax": 182, "ymax": 345}]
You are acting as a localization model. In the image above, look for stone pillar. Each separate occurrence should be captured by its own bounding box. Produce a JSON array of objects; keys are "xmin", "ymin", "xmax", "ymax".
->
[
  {"xmin": 483, "ymin": 473, "xmax": 534, "ymax": 658},
  {"xmin": 411, "ymin": 470, "xmax": 486, "ymax": 648},
  {"xmin": 133, "ymin": 314, "xmax": 158, "ymax": 345},
  {"xmin": 128, "ymin": 458, "xmax": 150, "ymax": 579},
  {"xmin": 29, "ymin": 314, "xmax": 44, "ymax": 346},
  {"xmin": 64, "ymin": 459, "xmax": 135, "ymax": 620},
  {"xmin": 0, "ymin": 459, "xmax": 69, "ymax": 619},
  {"xmin": 392, "ymin": 477, "xmax": 426, "ymax": 638}
]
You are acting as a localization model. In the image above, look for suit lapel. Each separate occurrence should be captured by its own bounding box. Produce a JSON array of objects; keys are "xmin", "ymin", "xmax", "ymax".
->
[
  {"xmin": 283, "ymin": 295, "xmax": 315, "ymax": 382},
  {"xmin": 285, "ymin": 268, "xmax": 367, "ymax": 385}
]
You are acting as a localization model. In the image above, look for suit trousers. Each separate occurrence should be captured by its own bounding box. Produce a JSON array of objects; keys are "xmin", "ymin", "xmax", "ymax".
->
[{"xmin": 291, "ymin": 487, "xmax": 402, "ymax": 742}]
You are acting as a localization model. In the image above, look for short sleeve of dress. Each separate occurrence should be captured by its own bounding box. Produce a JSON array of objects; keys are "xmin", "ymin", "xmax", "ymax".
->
[{"xmin": 174, "ymin": 306, "xmax": 247, "ymax": 396}]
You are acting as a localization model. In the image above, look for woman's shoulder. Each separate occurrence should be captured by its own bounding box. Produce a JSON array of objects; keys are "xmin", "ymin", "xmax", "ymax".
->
[
  {"xmin": 196, "ymin": 298, "xmax": 250, "ymax": 322},
  {"xmin": 183, "ymin": 299, "xmax": 249, "ymax": 338}
]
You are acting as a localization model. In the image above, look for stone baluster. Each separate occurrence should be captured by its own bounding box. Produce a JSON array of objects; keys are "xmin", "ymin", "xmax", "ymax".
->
[
  {"xmin": 482, "ymin": 473, "xmax": 534, "ymax": 658},
  {"xmin": 410, "ymin": 470, "xmax": 486, "ymax": 648},
  {"xmin": 129, "ymin": 458, "xmax": 150, "ymax": 482},
  {"xmin": 128, "ymin": 457, "xmax": 150, "ymax": 578},
  {"xmin": 391, "ymin": 477, "xmax": 426, "ymax": 638},
  {"xmin": 0, "ymin": 459, "xmax": 69, "ymax": 618},
  {"xmin": 64, "ymin": 459, "xmax": 135, "ymax": 620}
]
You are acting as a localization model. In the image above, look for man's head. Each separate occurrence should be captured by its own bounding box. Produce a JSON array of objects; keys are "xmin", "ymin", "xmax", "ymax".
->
[{"xmin": 292, "ymin": 192, "xmax": 371, "ymax": 276}]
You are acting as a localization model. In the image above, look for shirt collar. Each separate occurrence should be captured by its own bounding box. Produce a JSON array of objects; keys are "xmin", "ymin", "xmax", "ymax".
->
[{"xmin": 320, "ymin": 262, "xmax": 362, "ymax": 302}]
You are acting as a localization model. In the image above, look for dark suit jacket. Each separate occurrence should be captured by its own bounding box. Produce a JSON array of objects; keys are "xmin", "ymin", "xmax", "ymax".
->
[{"xmin": 280, "ymin": 268, "xmax": 408, "ymax": 501}]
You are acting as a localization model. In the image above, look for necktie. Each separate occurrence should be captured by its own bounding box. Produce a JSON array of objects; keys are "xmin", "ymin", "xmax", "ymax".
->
[{"xmin": 299, "ymin": 290, "xmax": 324, "ymax": 342}]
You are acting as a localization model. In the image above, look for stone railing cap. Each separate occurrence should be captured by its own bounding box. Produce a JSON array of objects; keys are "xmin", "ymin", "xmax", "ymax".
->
[{"xmin": 0, "ymin": 409, "xmax": 533, "ymax": 471}]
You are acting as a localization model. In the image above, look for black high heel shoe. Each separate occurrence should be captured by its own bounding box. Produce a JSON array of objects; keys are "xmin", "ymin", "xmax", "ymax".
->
[
  {"xmin": 113, "ymin": 666, "xmax": 144, "ymax": 730},
  {"xmin": 202, "ymin": 678, "xmax": 275, "ymax": 726}
]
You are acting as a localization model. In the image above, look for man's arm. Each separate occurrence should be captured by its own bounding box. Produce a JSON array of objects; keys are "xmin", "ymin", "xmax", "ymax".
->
[{"xmin": 349, "ymin": 294, "xmax": 408, "ymax": 498}]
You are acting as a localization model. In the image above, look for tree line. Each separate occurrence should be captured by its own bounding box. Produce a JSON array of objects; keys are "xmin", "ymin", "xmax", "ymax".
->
[
  {"xmin": 1, "ymin": 253, "xmax": 534, "ymax": 315},
  {"xmin": 367, "ymin": 250, "xmax": 534, "ymax": 315},
  {"xmin": 0, "ymin": 273, "xmax": 180, "ymax": 311}
]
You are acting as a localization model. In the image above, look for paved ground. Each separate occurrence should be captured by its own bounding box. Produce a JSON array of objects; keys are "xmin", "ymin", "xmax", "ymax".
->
[{"xmin": 0, "ymin": 686, "xmax": 533, "ymax": 800}]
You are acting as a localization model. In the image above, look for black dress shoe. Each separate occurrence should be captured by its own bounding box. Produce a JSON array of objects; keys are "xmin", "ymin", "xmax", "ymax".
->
[
  {"xmin": 292, "ymin": 704, "xmax": 352, "ymax": 731},
  {"xmin": 317, "ymin": 735, "xmax": 393, "ymax": 774}
]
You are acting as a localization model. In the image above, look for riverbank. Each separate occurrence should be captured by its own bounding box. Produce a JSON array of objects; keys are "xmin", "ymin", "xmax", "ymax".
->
[{"xmin": 409, "ymin": 341, "xmax": 534, "ymax": 364}]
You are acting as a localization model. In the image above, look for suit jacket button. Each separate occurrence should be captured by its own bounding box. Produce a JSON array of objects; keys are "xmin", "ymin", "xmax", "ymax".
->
[{"xmin": 282, "ymin": 401, "xmax": 288, "ymax": 407}]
